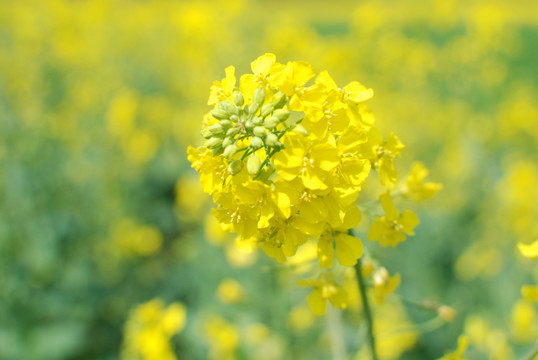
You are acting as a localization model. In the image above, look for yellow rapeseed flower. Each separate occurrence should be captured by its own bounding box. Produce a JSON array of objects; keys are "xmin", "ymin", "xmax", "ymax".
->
[{"xmin": 368, "ymin": 192, "xmax": 419, "ymax": 247}]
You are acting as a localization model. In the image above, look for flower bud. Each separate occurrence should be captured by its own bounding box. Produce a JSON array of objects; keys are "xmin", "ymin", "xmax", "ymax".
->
[
  {"xmin": 264, "ymin": 132, "xmax": 278, "ymax": 146},
  {"xmin": 219, "ymin": 120, "xmax": 231, "ymax": 128},
  {"xmin": 206, "ymin": 123, "xmax": 224, "ymax": 134},
  {"xmin": 211, "ymin": 109, "xmax": 229, "ymax": 120},
  {"xmin": 245, "ymin": 120, "xmax": 254, "ymax": 130},
  {"xmin": 219, "ymin": 100, "xmax": 236, "ymax": 114},
  {"xmin": 271, "ymin": 92, "xmax": 287, "ymax": 109},
  {"xmin": 228, "ymin": 159, "xmax": 244, "ymax": 175},
  {"xmin": 292, "ymin": 124, "xmax": 308, "ymax": 136},
  {"xmin": 229, "ymin": 115, "xmax": 239, "ymax": 123},
  {"xmin": 212, "ymin": 146, "xmax": 223, "ymax": 156},
  {"xmin": 233, "ymin": 91, "xmax": 244, "ymax": 107},
  {"xmin": 206, "ymin": 137, "xmax": 223, "ymax": 149},
  {"xmin": 248, "ymin": 102, "xmax": 260, "ymax": 114},
  {"xmin": 260, "ymin": 104, "xmax": 273, "ymax": 118},
  {"xmin": 273, "ymin": 109, "xmax": 290, "ymax": 121},
  {"xmin": 222, "ymin": 137, "xmax": 233, "ymax": 148},
  {"xmin": 223, "ymin": 144, "xmax": 238, "ymax": 158},
  {"xmin": 437, "ymin": 306, "xmax": 456, "ymax": 322},
  {"xmin": 247, "ymin": 155, "xmax": 261, "ymax": 175},
  {"xmin": 250, "ymin": 136, "xmax": 263, "ymax": 149},
  {"xmin": 253, "ymin": 126, "xmax": 266, "ymax": 137},
  {"xmin": 226, "ymin": 127, "xmax": 240, "ymax": 137},
  {"xmin": 252, "ymin": 116, "xmax": 263, "ymax": 126},
  {"xmin": 263, "ymin": 117, "xmax": 279, "ymax": 129},
  {"xmin": 254, "ymin": 87, "xmax": 266, "ymax": 106}
]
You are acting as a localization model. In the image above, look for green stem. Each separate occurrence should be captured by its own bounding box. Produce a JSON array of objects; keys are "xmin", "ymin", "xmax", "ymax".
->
[
  {"xmin": 350, "ymin": 230, "xmax": 379, "ymax": 360},
  {"xmin": 521, "ymin": 341, "xmax": 538, "ymax": 360}
]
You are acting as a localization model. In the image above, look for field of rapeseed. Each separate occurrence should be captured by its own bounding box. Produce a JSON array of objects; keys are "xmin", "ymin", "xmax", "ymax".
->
[{"xmin": 1, "ymin": 1, "xmax": 537, "ymax": 359}]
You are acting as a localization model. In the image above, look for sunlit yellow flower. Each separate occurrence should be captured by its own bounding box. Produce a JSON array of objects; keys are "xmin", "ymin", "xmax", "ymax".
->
[{"xmin": 273, "ymin": 132, "xmax": 340, "ymax": 190}]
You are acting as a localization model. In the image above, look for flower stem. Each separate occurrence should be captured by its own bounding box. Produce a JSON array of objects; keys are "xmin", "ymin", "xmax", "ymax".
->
[{"xmin": 350, "ymin": 230, "xmax": 379, "ymax": 360}]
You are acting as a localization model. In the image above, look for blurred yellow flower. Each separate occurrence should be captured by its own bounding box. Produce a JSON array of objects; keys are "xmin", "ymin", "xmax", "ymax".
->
[
  {"xmin": 403, "ymin": 161, "xmax": 443, "ymax": 202},
  {"xmin": 204, "ymin": 316, "xmax": 239, "ymax": 360},
  {"xmin": 217, "ymin": 278, "xmax": 245, "ymax": 304},
  {"xmin": 521, "ymin": 285, "xmax": 538, "ymax": 303},
  {"xmin": 518, "ymin": 240, "xmax": 538, "ymax": 259},
  {"xmin": 122, "ymin": 299, "xmax": 186, "ymax": 360},
  {"xmin": 372, "ymin": 267, "xmax": 400, "ymax": 304},
  {"xmin": 510, "ymin": 300, "xmax": 538, "ymax": 343},
  {"xmin": 288, "ymin": 305, "xmax": 315, "ymax": 331}
]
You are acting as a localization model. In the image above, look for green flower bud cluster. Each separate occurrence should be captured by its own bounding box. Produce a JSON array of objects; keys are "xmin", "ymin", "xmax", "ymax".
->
[{"xmin": 202, "ymin": 86, "xmax": 296, "ymax": 179}]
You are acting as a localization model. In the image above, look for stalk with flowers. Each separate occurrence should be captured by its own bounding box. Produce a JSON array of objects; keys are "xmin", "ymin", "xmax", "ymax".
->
[{"xmin": 188, "ymin": 53, "xmax": 443, "ymax": 359}]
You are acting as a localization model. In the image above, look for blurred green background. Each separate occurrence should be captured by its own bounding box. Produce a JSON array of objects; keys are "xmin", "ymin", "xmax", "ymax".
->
[{"xmin": 0, "ymin": 0, "xmax": 537, "ymax": 359}]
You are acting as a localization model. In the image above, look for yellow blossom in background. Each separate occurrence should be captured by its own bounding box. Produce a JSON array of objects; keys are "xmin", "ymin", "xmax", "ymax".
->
[
  {"xmin": 121, "ymin": 299, "xmax": 186, "ymax": 360},
  {"xmin": 510, "ymin": 300, "xmax": 538, "ymax": 343},
  {"xmin": 217, "ymin": 278, "xmax": 245, "ymax": 304},
  {"xmin": 518, "ymin": 240, "xmax": 538, "ymax": 259},
  {"xmin": 111, "ymin": 219, "xmax": 163, "ymax": 257},
  {"xmin": 175, "ymin": 175, "xmax": 208, "ymax": 221},
  {"xmin": 402, "ymin": 161, "xmax": 443, "ymax": 202},
  {"xmin": 288, "ymin": 305, "xmax": 315, "ymax": 331},
  {"xmin": 521, "ymin": 285, "xmax": 538, "ymax": 302},
  {"xmin": 203, "ymin": 316, "xmax": 239, "ymax": 360}
]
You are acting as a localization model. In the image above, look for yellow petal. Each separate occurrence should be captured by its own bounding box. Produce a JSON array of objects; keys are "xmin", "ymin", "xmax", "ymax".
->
[
  {"xmin": 343, "ymin": 81, "xmax": 374, "ymax": 103},
  {"xmin": 328, "ymin": 287, "xmax": 348, "ymax": 309},
  {"xmin": 315, "ymin": 70, "xmax": 338, "ymax": 91},
  {"xmin": 379, "ymin": 192, "xmax": 399, "ymax": 221},
  {"xmin": 335, "ymin": 233, "xmax": 363, "ymax": 266},
  {"xmin": 339, "ymin": 204, "xmax": 361, "ymax": 230},
  {"xmin": 291, "ymin": 61, "xmax": 316, "ymax": 86},
  {"xmin": 400, "ymin": 210, "xmax": 420, "ymax": 235},
  {"xmin": 251, "ymin": 53, "xmax": 276, "ymax": 76},
  {"xmin": 311, "ymin": 144, "xmax": 340, "ymax": 172},
  {"xmin": 317, "ymin": 236, "xmax": 334, "ymax": 268},
  {"xmin": 367, "ymin": 219, "xmax": 386, "ymax": 241},
  {"xmin": 301, "ymin": 168, "xmax": 328, "ymax": 190},
  {"xmin": 307, "ymin": 289, "xmax": 327, "ymax": 315}
]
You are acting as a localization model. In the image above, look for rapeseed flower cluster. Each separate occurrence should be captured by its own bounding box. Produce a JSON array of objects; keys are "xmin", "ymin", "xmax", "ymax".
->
[{"xmin": 189, "ymin": 54, "xmax": 440, "ymax": 314}]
